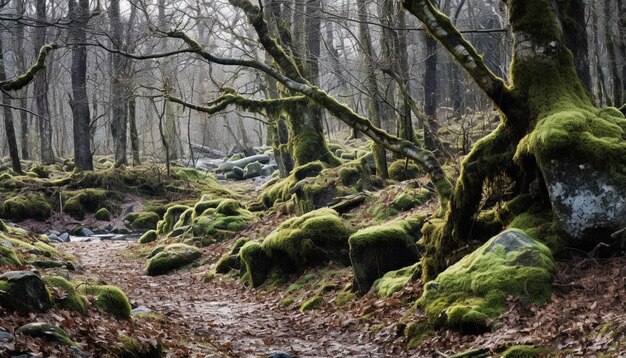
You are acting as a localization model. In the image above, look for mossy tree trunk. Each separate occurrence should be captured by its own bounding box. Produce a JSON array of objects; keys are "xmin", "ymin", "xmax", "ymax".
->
[
  {"xmin": 404, "ymin": 0, "xmax": 626, "ymax": 279},
  {"xmin": 0, "ymin": 37, "xmax": 23, "ymax": 174}
]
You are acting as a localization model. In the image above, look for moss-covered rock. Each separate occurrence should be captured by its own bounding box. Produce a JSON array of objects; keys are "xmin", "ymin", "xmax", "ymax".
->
[
  {"xmin": 156, "ymin": 205, "xmax": 190, "ymax": 234},
  {"xmin": 129, "ymin": 211, "xmax": 161, "ymax": 230},
  {"xmin": 80, "ymin": 284, "xmax": 131, "ymax": 319},
  {"xmin": 43, "ymin": 276, "xmax": 88, "ymax": 315},
  {"xmin": 62, "ymin": 189, "xmax": 109, "ymax": 220},
  {"xmin": 417, "ymin": 229, "xmax": 554, "ymax": 333},
  {"xmin": 259, "ymin": 161, "xmax": 325, "ymax": 208},
  {"xmin": 0, "ymin": 219, "xmax": 8, "ymax": 232},
  {"xmin": 138, "ymin": 230, "xmax": 158, "ymax": 244},
  {"xmin": 16, "ymin": 322, "xmax": 78, "ymax": 347},
  {"xmin": 95, "ymin": 208, "xmax": 111, "ymax": 221},
  {"xmin": 0, "ymin": 244, "xmax": 22, "ymax": 266},
  {"xmin": 391, "ymin": 188, "xmax": 432, "ymax": 211},
  {"xmin": 146, "ymin": 243, "xmax": 201, "ymax": 276},
  {"xmin": 240, "ymin": 241, "xmax": 270, "ymax": 287},
  {"xmin": 300, "ymin": 295, "xmax": 323, "ymax": 312},
  {"xmin": 372, "ymin": 263, "xmax": 420, "ymax": 298},
  {"xmin": 2, "ymin": 192, "xmax": 52, "ymax": 221},
  {"xmin": 349, "ymin": 214, "xmax": 426, "ymax": 294},
  {"xmin": 388, "ymin": 160, "xmax": 421, "ymax": 181},
  {"xmin": 215, "ymin": 237, "xmax": 250, "ymax": 274},
  {"xmin": 261, "ymin": 208, "xmax": 354, "ymax": 275}
]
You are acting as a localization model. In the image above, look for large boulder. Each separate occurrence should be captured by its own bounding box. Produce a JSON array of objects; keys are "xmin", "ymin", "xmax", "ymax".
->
[
  {"xmin": 417, "ymin": 229, "xmax": 554, "ymax": 334},
  {"xmin": 542, "ymin": 160, "xmax": 626, "ymax": 248},
  {"xmin": 0, "ymin": 271, "xmax": 51, "ymax": 313},
  {"xmin": 146, "ymin": 243, "xmax": 201, "ymax": 276},
  {"xmin": 349, "ymin": 215, "xmax": 426, "ymax": 295},
  {"xmin": 217, "ymin": 154, "xmax": 271, "ymax": 172}
]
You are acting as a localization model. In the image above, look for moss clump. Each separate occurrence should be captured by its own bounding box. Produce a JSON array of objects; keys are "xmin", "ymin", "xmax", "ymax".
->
[
  {"xmin": 156, "ymin": 205, "xmax": 190, "ymax": 234},
  {"xmin": 391, "ymin": 188, "xmax": 432, "ymax": 211},
  {"xmin": 239, "ymin": 241, "xmax": 270, "ymax": 287},
  {"xmin": 43, "ymin": 276, "xmax": 88, "ymax": 315},
  {"xmin": 15, "ymin": 322, "xmax": 78, "ymax": 347},
  {"xmin": 0, "ymin": 219, "xmax": 7, "ymax": 232},
  {"xmin": 215, "ymin": 237, "xmax": 250, "ymax": 274},
  {"xmin": 146, "ymin": 243, "xmax": 201, "ymax": 276},
  {"xmin": 138, "ymin": 230, "xmax": 158, "ymax": 244},
  {"xmin": 335, "ymin": 291, "xmax": 356, "ymax": 306},
  {"xmin": 110, "ymin": 334, "xmax": 163, "ymax": 358},
  {"xmin": 2, "ymin": 192, "xmax": 52, "ymax": 221},
  {"xmin": 501, "ymin": 345, "xmax": 542, "ymax": 358},
  {"xmin": 300, "ymin": 295, "xmax": 323, "ymax": 312},
  {"xmin": 404, "ymin": 321, "xmax": 435, "ymax": 349},
  {"xmin": 349, "ymin": 214, "xmax": 426, "ymax": 294},
  {"xmin": 80, "ymin": 284, "xmax": 131, "ymax": 319},
  {"xmin": 129, "ymin": 212, "xmax": 161, "ymax": 230},
  {"xmin": 33, "ymin": 240, "xmax": 59, "ymax": 255},
  {"xmin": 95, "ymin": 208, "xmax": 111, "ymax": 221},
  {"xmin": 0, "ymin": 244, "xmax": 22, "ymax": 266},
  {"xmin": 259, "ymin": 161, "xmax": 324, "ymax": 208},
  {"xmin": 261, "ymin": 208, "xmax": 354, "ymax": 275},
  {"xmin": 388, "ymin": 160, "xmax": 421, "ymax": 181},
  {"xmin": 372, "ymin": 263, "xmax": 420, "ymax": 298},
  {"xmin": 417, "ymin": 229, "xmax": 554, "ymax": 333},
  {"xmin": 62, "ymin": 189, "xmax": 110, "ymax": 219}
]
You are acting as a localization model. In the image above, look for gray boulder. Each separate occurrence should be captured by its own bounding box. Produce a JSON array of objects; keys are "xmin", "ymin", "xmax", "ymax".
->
[
  {"xmin": 542, "ymin": 160, "xmax": 626, "ymax": 248},
  {"xmin": 0, "ymin": 271, "xmax": 51, "ymax": 313},
  {"xmin": 244, "ymin": 161, "xmax": 263, "ymax": 179},
  {"xmin": 59, "ymin": 233, "xmax": 70, "ymax": 242},
  {"xmin": 16, "ymin": 322, "xmax": 76, "ymax": 346},
  {"xmin": 217, "ymin": 154, "xmax": 271, "ymax": 172},
  {"xmin": 232, "ymin": 166, "xmax": 245, "ymax": 179},
  {"xmin": 0, "ymin": 326, "xmax": 12, "ymax": 343}
]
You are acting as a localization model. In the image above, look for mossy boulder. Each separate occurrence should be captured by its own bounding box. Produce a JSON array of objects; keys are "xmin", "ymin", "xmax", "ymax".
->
[
  {"xmin": 0, "ymin": 271, "xmax": 51, "ymax": 313},
  {"xmin": 215, "ymin": 237, "xmax": 250, "ymax": 274},
  {"xmin": 259, "ymin": 162, "xmax": 325, "ymax": 208},
  {"xmin": 0, "ymin": 244, "xmax": 22, "ymax": 266},
  {"xmin": 300, "ymin": 295, "xmax": 323, "ymax": 312},
  {"xmin": 80, "ymin": 284, "xmax": 131, "ymax": 319},
  {"xmin": 16, "ymin": 322, "xmax": 78, "ymax": 347},
  {"xmin": 240, "ymin": 241, "xmax": 270, "ymax": 287},
  {"xmin": 138, "ymin": 230, "xmax": 158, "ymax": 244},
  {"xmin": 349, "ymin": 215, "xmax": 426, "ymax": 294},
  {"xmin": 156, "ymin": 205, "xmax": 190, "ymax": 234},
  {"xmin": 43, "ymin": 276, "xmax": 88, "ymax": 315},
  {"xmin": 417, "ymin": 229, "xmax": 554, "ymax": 334},
  {"xmin": 2, "ymin": 192, "xmax": 52, "ymax": 221},
  {"xmin": 146, "ymin": 243, "xmax": 201, "ymax": 276},
  {"xmin": 94, "ymin": 208, "xmax": 111, "ymax": 221},
  {"xmin": 372, "ymin": 263, "xmax": 420, "ymax": 298},
  {"xmin": 62, "ymin": 189, "xmax": 109, "ymax": 220},
  {"xmin": 261, "ymin": 208, "xmax": 354, "ymax": 275},
  {"xmin": 129, "ymin": 211, "xmax": 161, "ymax": 230},
  {"xmin": 391, "ymin": 188, "xmax": 432, "ymax": 211},
  {"xmin": 388, "ymin": 160, "xmax": 421, "ymax": 181},
  {"xmin": 0, "ymin": 219, "xmax": 8, "ymax": 232}
]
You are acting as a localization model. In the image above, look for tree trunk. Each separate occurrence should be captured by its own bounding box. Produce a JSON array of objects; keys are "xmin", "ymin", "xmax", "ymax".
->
[
  {"xmin": 33, "ymin": 0, "xmax": 54, "ymax": 164},
  {"xmin": 110, "ymin": 0, "xmax": 128, "ymax": 166},
  {"xmin": 158, "ymin": 0, "xmax": 179, "ymax": 161},
  {"xmin": 561, "ymin": 0, "xmax": 592, "ymax": 93},
  {"xmin": 69, "ymin": 0, "xmax": 93, "ymax": 171},
  {"xmin": 395, "ymin": 11, "xmax": 416, "ymax": 143},
  {"xmin": 128, "ymin": 95, "xmax": 141, "ymax": 165},
  {"xmin": 0, "ymin": 38, "xmax": 23, "ymax": 174},
  {"xmin": 356, "ymin": 0, "xmax": 388, "ymax": 178},
  {"xmin": 14, "ymin": 0, "xmax": 29, "ymax": 160},
  {"xmin": 605, "ymin": 0, "xmax": 623, "ymax": 105},
  {"xmin": 423, "ymin": 34, "xmax": 439, "ymax": 151}
]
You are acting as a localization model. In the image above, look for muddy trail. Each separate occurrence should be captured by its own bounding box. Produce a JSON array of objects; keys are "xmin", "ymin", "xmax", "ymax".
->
[{"xmin": 62, "ymin": 240, "xmax": 406, "ymax": 357}]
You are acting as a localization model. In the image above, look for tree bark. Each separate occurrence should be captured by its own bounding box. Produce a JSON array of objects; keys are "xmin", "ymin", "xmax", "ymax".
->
[
  {"xmin": 423, "ymin": 33, "xmax": 439, "ymax": 151},
  {"xmin": 69, "ymin": 0, "xmax": 93, "ymax": 170},
  {"xmin": 14, "ymin": 0, "xmax": 29, "ymax": 160},
  {"xmin": 0, "ymin": 37, "xmax": 23, "ymax": 174},
  {"xmin": 110, "ymin": 0, "xmax": 128, "ymax": 166},
  {"xmin": 33, "ymin": 0, "xmax": 54, "ymax": 164}
]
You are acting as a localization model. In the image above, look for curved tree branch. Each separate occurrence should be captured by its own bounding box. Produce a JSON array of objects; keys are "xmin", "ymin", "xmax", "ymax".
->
[
  {"xmin": 0, "ymin": 43, "xmax": 58, "ymax": 91},
  {"xmin": 402, "ymin": 0, "xmax": 517, "ymax": 114}
]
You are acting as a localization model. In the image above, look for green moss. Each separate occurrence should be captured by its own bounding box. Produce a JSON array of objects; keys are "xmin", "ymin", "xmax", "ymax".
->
[
  {"xmin": 138, "ymin": 230, "xmax": 158, "ymax": 244},
  {"xmin": 299, "ymin": 295, "xmax": 323, "ymax": 312},
  {"xmin": 417, "ymin": 229, "xmax": 554, "ymax": 333},
  {"xmin": 173, "ymin": 208, "xmax": 194, "ymax": 230},
  {"xmin": 190, "ymin": 209, "xmax": 254, "ymax": 243},
  {"xmin": 156, "ymin": 205, "xmax": 190, "ymax": 234},
  {"xmin": 404, "ymin": 321, "xmax": 434, "ymax": 349},
  {"xmin": 335, "ymin": 291, "xmax": 356, "ymax": 307},
  {"xmin": 240, "ymin": 241, "xmax": 270, "ymax": 287},
  {"xmin": 391, "ymin": 188, "xmax": 432, "ymax": 211},
  {"xmin": 43, "ymin": 276, "xmax": 88, "ymax": 314},
  {"xmin": 0, "ymin": 244, "xmax": 22, "ymax": 266},
  {"xmin": 261, "ymin": 208, "xmax": 354, "ymax": 274},
  {"xmin": 287, "ymin": 273, "xmax": 318, "ymax": 292},
  {"xmin": 110, "ymin": 334, "xmax": 163, "ymax": 358},
  {"xmin": 259, "ymin": 161, "xmax": 324, "ymax": 208},
  {"xmin": 216, "ymin": 199, "xmax": 241, "ymax": 216},
  {"xmin": 29, "ymin": 164, "xmax": 49, "ymax": 178},
  {"xmin": 215, "ymin": 253, "xmax": 240, "ymax": 274},
  {"xmin": 192, "ymin": 198, "xmax": 222, "ymax": 218},
  {"xmin": 33, "ymin": 241, "xmax": 59, "ymax": 255},
  {"xmin": 131, "ymin": 212, "xmax": 161, "ymax": 230},
  {"xmin": 95, "ymin": 208, "xmax": 111, "ymax": 221},
  {"xmin": 62, "ymin": 189, "xmax": 110, "ymax": 219},
  {"xmin": 0, "ymin": 219, "xmax": 7, "ymax": 232},
  {"xmin": 80, "ymin": 284, "xmax": 131, "ymax": 319},
  {"xmin": 2, "ymin": 192, "xmax": 52, "ymax": 221},
  {"xmin": 146, "ymin": 243, "xmax": 201, "ymax": 276},
  {"xmin": 372, "ymin": 263, "xmax": 420, "ymax": 298},
  {"xmin": 501, "ymin": 345, "xmax": 542, "ymax": 358},
  {"xmin": 388, "ymin": 160, "xmax": 421, "ymax": 181},
  {"xmin": 15, "ymin": 322, "xmax": 78, "ymax": 347}
]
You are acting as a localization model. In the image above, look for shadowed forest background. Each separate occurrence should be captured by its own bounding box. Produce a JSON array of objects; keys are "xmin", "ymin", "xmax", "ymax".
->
[{"xmin": 0, "ymin": 0, "xmax": 625, "ymax": 356}]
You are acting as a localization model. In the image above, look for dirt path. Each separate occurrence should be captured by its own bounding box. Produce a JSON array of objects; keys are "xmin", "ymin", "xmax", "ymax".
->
[{"xmin": 62, "ymin": 240, "xmax": 405, "ymax": 357}]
